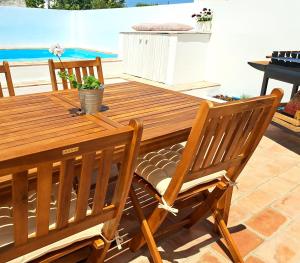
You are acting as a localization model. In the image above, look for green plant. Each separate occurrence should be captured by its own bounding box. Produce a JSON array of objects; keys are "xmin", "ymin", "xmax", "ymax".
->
[
  {"xmin": 49, "ymin": 44, "xmax": 102, "ymax": 90},
  {"xmin": 58, "ymin": 71, "xmax": 102, "ymax": 90},
  {"xmin": 192, "ymin": 8, "xmax": 213, "ymax": 22}
]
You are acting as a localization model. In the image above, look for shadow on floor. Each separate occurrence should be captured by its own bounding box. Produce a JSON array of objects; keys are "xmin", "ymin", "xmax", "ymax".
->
[{"xmin": 265, "ymin": 123, "xmax": 300, "ymax": 155}]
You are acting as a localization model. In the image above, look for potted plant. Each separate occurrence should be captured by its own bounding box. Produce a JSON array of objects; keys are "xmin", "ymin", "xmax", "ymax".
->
[
  {"xmin": 49, "ymin": 44, "xmax": 104, "ymax": 114},
  {"xmin": 192, "ymin": 8, "xmax": 213, "ymax": 33}
]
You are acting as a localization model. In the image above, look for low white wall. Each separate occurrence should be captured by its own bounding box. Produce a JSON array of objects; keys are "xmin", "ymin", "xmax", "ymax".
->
[{"xmin": 1, "ymin": 0, "xmax": 300, "ymax": 101}]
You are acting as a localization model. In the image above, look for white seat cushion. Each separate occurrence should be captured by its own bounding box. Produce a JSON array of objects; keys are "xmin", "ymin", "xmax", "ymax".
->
[
  {"xmin": 0, "ymin": 183, "xmax": 103, "ymax": 263},
  {"xmin": 135, "ymin": 144, "xmax": 226, "ymax": 196},
  {"xmin": 7, "ymin": 223, "xmax": 103, "ymax": 263}
]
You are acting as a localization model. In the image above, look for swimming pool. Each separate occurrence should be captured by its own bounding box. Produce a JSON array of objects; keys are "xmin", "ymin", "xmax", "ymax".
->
[{"xmin": 0, "ymin": 48, "xmax": 118, "ymax": 62}]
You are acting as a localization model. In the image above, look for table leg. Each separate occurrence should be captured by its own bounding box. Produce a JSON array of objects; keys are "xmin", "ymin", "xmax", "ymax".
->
[
  {"xmin": 291, "ymin": 84, "xmax": 299, "ymax": 99},
  {"xmin": 260, "ymin": 73, "xmax": 269, "ymax": 96}
]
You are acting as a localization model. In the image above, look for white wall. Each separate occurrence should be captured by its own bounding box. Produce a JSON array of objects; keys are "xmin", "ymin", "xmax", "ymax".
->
[
  {"xmin": 1, "ymin": 0, "xmax": 300, "ymax": 100},
  {"xmin": 201, "ymin": 0, "xmax": 300, "ymax": 101},
  {"xmin": 0, "ymin": 7, "xmax": 73, "ymax": 47},
  {"xmin": 73, "ymin": 3, "xmax": 197, "ymax": 52}
]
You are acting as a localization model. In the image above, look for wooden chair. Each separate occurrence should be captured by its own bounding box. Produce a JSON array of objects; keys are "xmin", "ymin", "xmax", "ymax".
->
[
  {"xmin": 0, "ymin": 119, "xmax": 143, "ymax": 263},
  {"xmin": 0, "ymin": 61, "xmax": 15, "ymax": 97},
  {"xmin": 48, "ymin": 57, "xmax": 104, "ymax": 91},
  {"xmin": 129, "ymin": 89, "xmax": 283, "ymax": 263}
]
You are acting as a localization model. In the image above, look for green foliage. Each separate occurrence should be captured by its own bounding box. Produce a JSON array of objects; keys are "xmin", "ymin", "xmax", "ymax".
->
[
  {"xmin": 80, "ymin": 76, "xmax": 102, "ymax": 90},
  {"xmin": 51, "ymin": 0, "xmax": 124, "ymax": 9},
  {"xmin": 135, "ymin": 2, "xmax": 157, "ymax": 6},
  {"xmin": 58, "ymin": 71, "xmax": 102, "ymax": 90},
  {"xmin": 51, "ymin": 0, "xmax": 92, "ymax": 10},
  {"xmin": 91, "ymin": 0, "xmax": 125, "ymax": 8},
  {"xmin": 25, "ymin": 0, "xmax": 45, "ymax": 8}
]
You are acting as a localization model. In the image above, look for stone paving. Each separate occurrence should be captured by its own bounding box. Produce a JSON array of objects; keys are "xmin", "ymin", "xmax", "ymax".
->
[{"xmin": 107, "ymin": 135, "xmax": 300, "ymax": 263}]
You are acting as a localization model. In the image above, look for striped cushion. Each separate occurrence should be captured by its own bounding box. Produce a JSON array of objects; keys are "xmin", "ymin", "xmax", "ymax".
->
[
  {"xmin": 1, "ymin": 183, "xmax": 103, "ymax": 263},
  {"xmin": 135, "ymin": 144, "xmax": 226, "ymax": 196}
]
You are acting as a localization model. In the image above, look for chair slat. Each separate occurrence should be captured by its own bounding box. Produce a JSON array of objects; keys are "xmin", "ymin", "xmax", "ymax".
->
[
  {"xmin": 212, "ymin": 113, "xmax": 243, "ymax": 165},
  {"xmin": 3, "ymin": 62, "xmax": 15, "ymax": 96},
  {"xmin": 67, "ymin": 68, "xmax": 74, "ymax": 89},
  {"xmin": 232, "ymin": 108, "xmax": 264, "ymax": 158},
  {"xmin": 192, "ymin": 118, "xmax": 218, "ymax": 171},
  {"xmin": 240, "ymin": 106, "xmax": 273, "ymax": 158},
  {"xmin": 60, "ymin": 69, "xmax": 69, "ymax": 90},
  {"xmin": 92, "ymin": 148, "xmax": 114, "ymax": 215},
  {"xmin": 96, "ymin": 57, "xmax": 104, "ymax": 84},
  {"xmin": 88, "ymin": 66, "xmax": 95, "ymax": 76},
  {"xmin": 48, "ymin": 59, "xmax": 58, "ymax": 91},
  {"xmin": 82, "ymin": 67, "xmax": 88, "ymax": 77},
  {"xmin": 56, "ymin": 159, "xmax": 75, "ymax": 229},
  {"xmin": 12, "ymin": 171, "xmax": 28, "ymax": 246},
  {"xmin": 0, "ymin": 62, "xmax": 15, "ymax": 97},
  {"xmin": 202, "ymin": 115, "xmax": 231, "ymax": 168},
  {"xmin": 75, "ymin": 67, "xmax": 82, "ymax": 83},
  {"xmin": 223, "ymin": 110, "xmax": 253, "ymax": 161},
  {"xmin": 0, "ymin": 82, "xmax": 3, "ymax": 97},
  {"xmin": 75, "ymin": 153, "xmax": 95, "ymax": 222},
  {"xmin": 36, "ymin": 163, "xmax": 53, "ymax": 237}
]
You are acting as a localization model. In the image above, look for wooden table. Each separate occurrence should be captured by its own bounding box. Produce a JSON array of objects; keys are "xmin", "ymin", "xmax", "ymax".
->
[
  {"xmin": 0, "ymin": 81, "xmax": 203, "ymax": 165},
  {"xmin": 248, "ymin": 60, "xmax": 300, "ymax": 99},
  {"xmin": 53, "ymin": 81, "xmax": 203, "ymax": 154}
]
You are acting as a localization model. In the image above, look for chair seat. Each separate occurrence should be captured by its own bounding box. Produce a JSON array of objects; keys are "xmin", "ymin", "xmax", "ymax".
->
[
  {"xmin": 0, "ymin": 183, "xmax": 103, "ymax": 263},
  {"xmin": 135, "ymin": 144, "xmax": 226, "ymax": 196}
]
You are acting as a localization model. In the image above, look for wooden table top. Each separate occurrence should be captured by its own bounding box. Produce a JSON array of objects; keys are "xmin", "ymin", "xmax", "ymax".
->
[{"xmin": 0, "ymin": 81, "xmax": 203, "ymax": 162}]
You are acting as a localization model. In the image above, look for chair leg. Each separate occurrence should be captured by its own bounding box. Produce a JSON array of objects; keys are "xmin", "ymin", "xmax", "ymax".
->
[
  {"xmin": 214, "ymin": 186, "xmax": 233, "ymax": 234},
  {"xmin": 221, "ymin": 186, "xmax": 233, "ymax": 225},
  {"xmin": 95, "ymin": 242, "xmax": 111, "ymax": 263},
  {"xmin": 185, "ymin": 187, "xmax": 226, "ymax": 229},
  {"xmin": 87, "ymin": 240, "xmax": 110, "ymax": 263},
  {"xmin": 129, "ymin": 187, "xmax": 163, "ymax": 263},
  {"xmin": 214, "ymin": 211, "xmax": 244, "ymax": 263}
]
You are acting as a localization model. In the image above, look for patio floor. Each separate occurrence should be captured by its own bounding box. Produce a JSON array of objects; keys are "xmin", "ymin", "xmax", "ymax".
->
[{"xmin": 105, "ymin": 125, "xmax": 300, "ymax": 263}]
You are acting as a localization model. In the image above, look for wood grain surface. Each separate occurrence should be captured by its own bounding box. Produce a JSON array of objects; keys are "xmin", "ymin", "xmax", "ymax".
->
[{"xmin": 0, "ymin": 81, "xmax": 203, "ymax": 163}]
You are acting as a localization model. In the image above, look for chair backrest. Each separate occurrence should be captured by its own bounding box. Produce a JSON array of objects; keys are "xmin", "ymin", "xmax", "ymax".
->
[
  {"xmin": 0, "ymin": 61, "xmax": 15, "ymax": 97},
  {"xmin": 0, "ymin": 119, "xmax": 142, "ymax": 263},
  {"xmin": 48, "ymin": 57, "xmax": 104, "ymax": 91},
  {"xmin": 164, "ymin": 89, "xmax": 283, "ymax": 199}
]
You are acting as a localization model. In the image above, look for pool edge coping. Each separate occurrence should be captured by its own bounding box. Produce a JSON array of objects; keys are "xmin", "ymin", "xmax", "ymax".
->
[{"xmin": 8, "ymin": 58, "xmax": 122, "ymax": 67}]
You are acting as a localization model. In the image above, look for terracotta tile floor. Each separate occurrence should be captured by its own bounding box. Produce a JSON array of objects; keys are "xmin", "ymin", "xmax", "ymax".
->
[{"xmin": 106, "ymin": 127, "xmax": 300, "ymax": 263}]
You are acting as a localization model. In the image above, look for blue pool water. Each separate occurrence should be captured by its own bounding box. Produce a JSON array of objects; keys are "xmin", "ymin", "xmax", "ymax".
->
[{"xmin": 0, "ymin": 48, "xmax": 118, "ymax": 62}]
